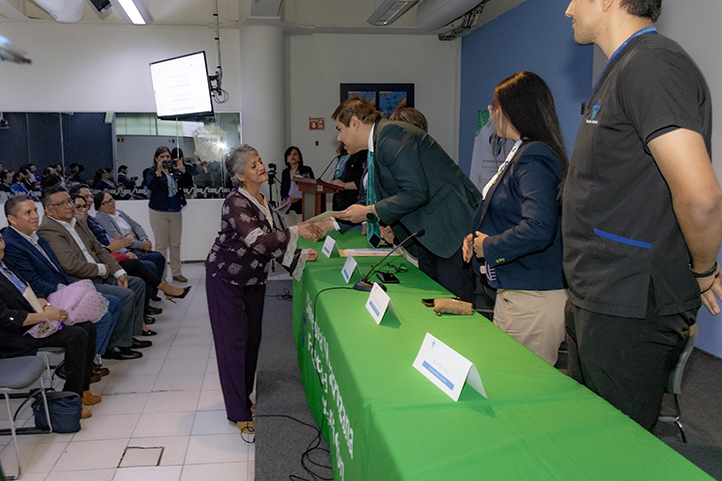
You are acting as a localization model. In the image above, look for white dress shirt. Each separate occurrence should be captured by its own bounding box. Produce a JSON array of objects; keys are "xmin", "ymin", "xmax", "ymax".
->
[{"xmin": 48, "ymin": 216, "xmax": 126, "ymax": 279}]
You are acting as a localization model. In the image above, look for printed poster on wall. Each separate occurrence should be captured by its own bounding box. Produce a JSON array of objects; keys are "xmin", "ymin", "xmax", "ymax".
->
[{"xmin": 468, "ymin": 109, "xmax": 513, "ymax": 193}]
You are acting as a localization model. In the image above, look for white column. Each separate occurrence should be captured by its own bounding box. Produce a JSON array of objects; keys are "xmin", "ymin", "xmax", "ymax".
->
[{"xmin": 238, "ymin": 23, "xmax": 286, "ymax": 176}]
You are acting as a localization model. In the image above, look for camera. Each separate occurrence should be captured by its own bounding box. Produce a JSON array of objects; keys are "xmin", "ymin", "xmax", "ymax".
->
[
  {"xmin": 162, "ymin": 160, "xmax": 175, "ymax": 170},
  {"xmin": 267, "ymin": 163, "xmax": 277, "ymax": 177}
]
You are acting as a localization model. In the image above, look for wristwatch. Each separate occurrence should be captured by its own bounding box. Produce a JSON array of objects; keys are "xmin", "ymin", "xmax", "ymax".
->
[{"xmin": 366, "ymin": 205, "xmax": 377, "ymax": 222}]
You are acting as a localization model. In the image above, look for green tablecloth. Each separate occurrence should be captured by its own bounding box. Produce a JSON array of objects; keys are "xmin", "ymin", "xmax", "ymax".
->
[{"xmin": 293, "ymin": 231, "xmax": 709, "ymax": 481}]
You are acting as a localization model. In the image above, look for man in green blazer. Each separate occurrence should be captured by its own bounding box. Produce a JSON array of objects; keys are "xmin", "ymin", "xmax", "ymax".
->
[{"xmin": 333, "ymin": 97, "xmax": 481, "ymax": 301}]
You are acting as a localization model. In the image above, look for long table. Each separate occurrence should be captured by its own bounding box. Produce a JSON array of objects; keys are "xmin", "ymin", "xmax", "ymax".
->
[{"xmin": 292, "ymin": 231, "xmax": 710, "ymax": 480}]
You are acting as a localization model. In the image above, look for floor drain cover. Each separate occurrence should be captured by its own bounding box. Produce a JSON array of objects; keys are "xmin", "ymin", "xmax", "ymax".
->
[{"xmin": 119, "ymin": 446, "xmax": 164, "ymax": 467}]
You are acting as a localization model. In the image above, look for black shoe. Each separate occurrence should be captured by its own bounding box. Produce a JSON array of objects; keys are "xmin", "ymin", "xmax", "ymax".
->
[
  {"xmin": 146, "ymin": 306, "xmax": 163, "ymax": 316},
  {"xmin": 165, "ymin": 286, "xmax": 192, "ymax": 303},
  {"xmin": 145, "ymin": 316, "xmax": 156, "ymax": 325},
  {"xmin": 150, "ymin": 296, "xmax": 162, "ymax": 302},
  {"xmin": 132, "ymin": 338, "xmax": 153, "ymax": 349},
  {"xmin": 141, "ymin": 329, "xmax": 158, "ymax": 336},
  {"xmin": 102, "ymin": 347, "xmax": 143, "ymax": 360}
]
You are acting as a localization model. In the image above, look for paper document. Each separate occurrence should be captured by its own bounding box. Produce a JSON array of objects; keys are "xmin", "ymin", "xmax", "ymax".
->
[
  {"xmin": 305, "ymin": 211, "xmax": 343, "ymax": 223},
  {"xmin": 340, "ymin": 248, "xmax": 400, "ymax": 257},
  {"xmin": 23, "ymin": 285, "xmax": 44, "ymax": 313},
  {"xmin": 273, "ymin": 197, "xmax": 293, "ymax": 216}
]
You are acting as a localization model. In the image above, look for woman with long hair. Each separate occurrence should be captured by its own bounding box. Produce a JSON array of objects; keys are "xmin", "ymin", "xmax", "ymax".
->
[{"xmin": 463, "ymin": 71, "xmax": 568, "ymax": 365}]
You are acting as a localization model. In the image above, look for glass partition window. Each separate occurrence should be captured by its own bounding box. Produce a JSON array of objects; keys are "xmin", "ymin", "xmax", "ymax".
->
[{"xmin": 0, "ymin": 111, "xmax": 241, "ymax": 201}]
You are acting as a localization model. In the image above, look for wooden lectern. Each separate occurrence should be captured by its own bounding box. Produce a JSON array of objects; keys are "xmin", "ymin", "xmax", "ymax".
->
[{"xmin": 294, "ymin": 178, "xmax": 344, "ymax": 220}]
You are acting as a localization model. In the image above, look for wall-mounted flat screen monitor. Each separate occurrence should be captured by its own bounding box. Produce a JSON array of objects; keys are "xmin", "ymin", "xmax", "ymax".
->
[{"xmin": 150, "ymin": 51, "xmax": 214, "ymax": 120}]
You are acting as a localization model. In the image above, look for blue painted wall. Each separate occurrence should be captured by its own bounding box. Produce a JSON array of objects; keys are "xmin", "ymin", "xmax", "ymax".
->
[{"xmin": 458, "ymin": 0, "xmax": 594, "ymax": 174}]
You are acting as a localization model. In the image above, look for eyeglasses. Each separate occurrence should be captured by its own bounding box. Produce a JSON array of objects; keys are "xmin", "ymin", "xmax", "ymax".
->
[
  {"xmin": 47, "ymin": 199, "xmax": 74, "ymax": 208},
  {"xmin": 101, "ymin": 198, "xmax": 115, "ymax": 206},
  {"xmin": 75, "ymin": 204, "xmax": 89, "ymax": 211}
]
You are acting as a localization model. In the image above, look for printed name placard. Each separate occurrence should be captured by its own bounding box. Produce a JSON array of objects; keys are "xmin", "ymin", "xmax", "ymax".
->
[
  {"xmin": 341, "ymin": 255, "xmax": 361, "ymax": 284},
  {"xmin": 365, "ymin": 282, "xmax": 397, "ymax": 325},
  {"xmin": 322, "ymin": 236, "xmax": 339, "ymax": 258},
  {"xmin": 412, "ymin": 332, "xmax": 486, "ymax": 401}
]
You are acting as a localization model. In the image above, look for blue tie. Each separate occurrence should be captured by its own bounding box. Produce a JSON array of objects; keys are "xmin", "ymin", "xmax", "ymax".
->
[
  {"xmin": 365, "ymin": 150, "xmax": 381, "ymax": 248},
  {"xmin": 1, "ymin": 264, "xmax": 27, "ymax": 294}
]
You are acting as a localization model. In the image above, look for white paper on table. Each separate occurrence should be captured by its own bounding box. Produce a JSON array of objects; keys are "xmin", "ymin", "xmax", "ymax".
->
[
  {"xmin": 341, "ymin": 255, "xmax": 361, "ymax": 284},
  {"xmin": 365, "ymin": 282, "xmax": 396, "ymax": 325},
  {"xmin": 322, "ymin": 236, "xmax": 339, "ymax": 258},
  {"xmin": 342, "ymin": 248, "xmax": 400, "ymax": 257},
  {"xmin": 413, "ymin": 332, "xmax": 487, "ymax": 401}
]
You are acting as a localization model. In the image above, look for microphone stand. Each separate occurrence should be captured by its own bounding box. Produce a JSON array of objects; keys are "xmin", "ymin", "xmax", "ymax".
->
[
  {"xmin": 319, "ymin": 154, "xmax": 341, "ymax": 181},
  {"xmin": 353, "ymin": 229, "xmax": 425, "ymax": 292}
]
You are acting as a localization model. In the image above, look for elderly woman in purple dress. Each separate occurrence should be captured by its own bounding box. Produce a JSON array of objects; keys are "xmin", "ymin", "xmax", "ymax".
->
[{"xmin": 206, "ymin": 144, "xmax": 321, "ymax": 434}]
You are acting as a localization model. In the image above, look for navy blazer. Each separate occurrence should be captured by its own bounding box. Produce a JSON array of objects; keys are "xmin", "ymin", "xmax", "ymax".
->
[
  {"xmin": 0, "ymin": 269, "xmax": 42, "ymax": 358},
  {"xmin": 472, "ymin": 141, "xmax": 566, "ymax": 291},
  {"xmin": 145, "ymin": 169, "xmax": 193, "ymax": 212},
  {"xmin": 2, "ymin": 227, "xmax": 74, "ymax": 299}
]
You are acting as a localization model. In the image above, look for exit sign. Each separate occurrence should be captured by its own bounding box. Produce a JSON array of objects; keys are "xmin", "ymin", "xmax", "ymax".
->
[{"xmin": 309, "ymin": 118, "xmax": 325, "ymax": 130}]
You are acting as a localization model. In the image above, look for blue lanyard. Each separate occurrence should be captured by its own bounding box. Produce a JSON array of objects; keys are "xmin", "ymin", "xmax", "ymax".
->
[{"xmin": 588, "ymin": 26, "xmax": 657, "ymax": 106}]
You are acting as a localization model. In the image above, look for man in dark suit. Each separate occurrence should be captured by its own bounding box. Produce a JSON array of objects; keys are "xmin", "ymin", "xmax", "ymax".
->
[
  {"xmin": 2, "ymin": 195, "xmax": 125, "ymax": 364},
  {"xmin": 333, "ymin": 98, "xmax": 482, "ymax": 301},
  {"xmin": 36, "ymin": 185, "xmax": 149, "ymax": 360},
  {"xmin": 0, "ymin": 231, "xmax": 98, "ymax": 417}
]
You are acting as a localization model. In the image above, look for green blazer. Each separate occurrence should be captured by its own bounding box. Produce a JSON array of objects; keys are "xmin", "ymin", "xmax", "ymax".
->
[{"xmin": 372, "ymin": 119, "xmax": 481, "ymax": 259}]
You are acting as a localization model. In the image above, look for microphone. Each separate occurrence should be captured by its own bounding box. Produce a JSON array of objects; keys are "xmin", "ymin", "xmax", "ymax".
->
[
  {"xmin": 353, "ymin": 229, "xmax": 425, "ymax": 292},
  {"xmin": 319, "ymin": 154, "xmax": 341, "ymax": 181}
]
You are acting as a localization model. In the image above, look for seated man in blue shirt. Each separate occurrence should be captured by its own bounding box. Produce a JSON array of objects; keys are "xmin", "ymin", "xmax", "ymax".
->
[{"xmin": 2, "ymin": 194, "xmax": 129, "ymax": 364}]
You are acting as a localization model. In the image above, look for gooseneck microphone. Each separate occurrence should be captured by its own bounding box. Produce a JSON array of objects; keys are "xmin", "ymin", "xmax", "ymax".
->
[
  {"xmin": 319, "ymin": 154, "xmax": 342, "ymax": 181},
  {"xmin": 353, "ymin": 229, "xmax": 426, "ymax": 292}
]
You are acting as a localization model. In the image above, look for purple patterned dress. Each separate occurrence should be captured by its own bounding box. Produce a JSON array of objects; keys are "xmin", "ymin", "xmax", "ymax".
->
[{"xmin": 205, "ymin": 187, "xmax": 309, "ymax": 422}]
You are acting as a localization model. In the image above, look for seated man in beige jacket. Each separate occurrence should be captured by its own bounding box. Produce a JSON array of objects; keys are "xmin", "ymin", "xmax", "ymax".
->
[{"xmin": 37, "ymin": 185, "xmax": 149, "ymax": 360}]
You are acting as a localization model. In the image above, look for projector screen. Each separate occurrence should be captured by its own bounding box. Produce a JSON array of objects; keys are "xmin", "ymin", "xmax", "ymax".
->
[{"xmin": 150, "ymin": 51, "xmax": 214, "ymax": 120}]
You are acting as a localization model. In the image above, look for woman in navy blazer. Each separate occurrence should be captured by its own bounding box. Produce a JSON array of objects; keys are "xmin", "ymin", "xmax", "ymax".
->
[
  {"xmin": 145, "ymin": 146, "xmax": 194, "ymax": 282},
  {"xmin": 463, "ymin": 72, "xmax": 568, "ymax": 365}
]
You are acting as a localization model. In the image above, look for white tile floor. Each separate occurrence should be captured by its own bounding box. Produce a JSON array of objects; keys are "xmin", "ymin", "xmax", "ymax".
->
[{"xmin": 0, "ymin": 264, "xmax": 256, "ymax": 481}]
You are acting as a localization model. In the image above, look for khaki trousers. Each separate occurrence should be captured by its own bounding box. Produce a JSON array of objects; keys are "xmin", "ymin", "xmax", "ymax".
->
[
  {"xmin": 149, "ymin": 209, "xmax": 183, "ymax": 278},
  {"xmin": 493, "ymin": 288, "xmax": 568, "ymax": 365}
]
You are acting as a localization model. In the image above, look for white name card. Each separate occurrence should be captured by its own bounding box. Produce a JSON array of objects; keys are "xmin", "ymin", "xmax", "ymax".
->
[
  {"xmin": 412, "ymin": 332, "xmax": 486, "ymax": 401},
  {"xmin": 341, "ymin": 255, "xmax": 361, "ymax": 284},
  {"xmin": 365, "ymin": 282, "xmax": 397, "ymax": 325},
  {"xmin": 322, "ymin": 236, "xmax": 339, "ymax": 258}
]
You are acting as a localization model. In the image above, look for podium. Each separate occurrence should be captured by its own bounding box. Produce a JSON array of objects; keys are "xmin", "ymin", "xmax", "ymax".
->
[{"xmin": 294, "ymin": 178, "xmax": 344, "ymax": 221}]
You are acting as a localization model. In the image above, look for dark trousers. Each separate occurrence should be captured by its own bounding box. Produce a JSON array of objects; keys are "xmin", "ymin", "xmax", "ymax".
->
[
  {"xmin": 94, "ymin": 276, "xmax": 145, "ymax": 348},
  {"xmin": 138, "ymin": 251, "xmax": 165, "ymax": 300},
  {"xmin": 206, "ymin": 272, "xmax": 265, "ymax": 423},
  {"xmin": 119, "ymin": 258, "xmax": 162, "ymax": 311},
  {"xmin": 416, "ymin": 243, "xmax": 474, "ymax": 303},
  {"xmin": 565, "ymin": 301, "xmax": 696, "ymax": 430},
  {"xmin": 38, "ymin": 321, "xmax": 96, "ymax": 396}
]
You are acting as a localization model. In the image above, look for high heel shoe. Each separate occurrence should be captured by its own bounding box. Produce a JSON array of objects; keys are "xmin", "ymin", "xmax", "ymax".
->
[{"xmin": 165, "ymin": 286, "xmax": 192, "ymax": 303}]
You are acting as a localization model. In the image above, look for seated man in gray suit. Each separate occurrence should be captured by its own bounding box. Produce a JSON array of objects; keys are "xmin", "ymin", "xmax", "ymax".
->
[
  {"xmin": 332, "ymin": 97, "xmax": 482, "ymax": 302},
  {"xmin": 37, "ymin": 185, "xmax": 150, "ymax": 360}
]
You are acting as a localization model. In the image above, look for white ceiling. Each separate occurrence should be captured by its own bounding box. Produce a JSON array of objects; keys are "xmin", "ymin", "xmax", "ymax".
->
[{"xmin": 0, "ymin": 0, "xmax": 525, "ymax": 34}]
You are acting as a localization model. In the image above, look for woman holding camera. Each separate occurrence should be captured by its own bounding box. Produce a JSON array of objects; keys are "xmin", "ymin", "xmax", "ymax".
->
[{"xmin": 145, "ymin": 146, "xmax": 194, "ymax": 283}]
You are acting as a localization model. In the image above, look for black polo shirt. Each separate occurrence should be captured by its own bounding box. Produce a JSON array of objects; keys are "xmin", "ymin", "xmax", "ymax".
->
[{"xmin": 562, "ymin": 33, "xmax": 712, "ymax": 319}]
